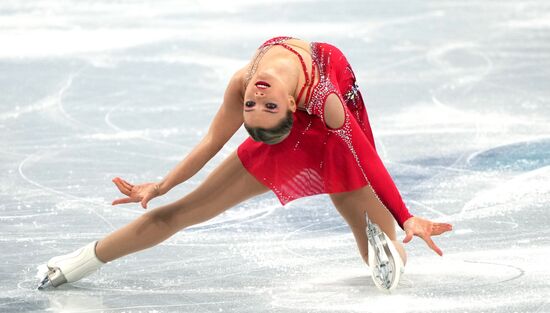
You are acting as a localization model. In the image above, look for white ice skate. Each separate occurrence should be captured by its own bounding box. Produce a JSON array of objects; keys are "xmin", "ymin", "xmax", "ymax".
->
[
  {"xmin": 37, "ymin": 241, "xmax": 105, "ymax": 289},
  {"xmin": 366, "ymin": 219, "xmax": 404, "ymax": 292}
]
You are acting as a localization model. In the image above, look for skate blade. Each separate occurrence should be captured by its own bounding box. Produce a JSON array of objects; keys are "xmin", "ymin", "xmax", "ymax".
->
[
  {"xmin": 367, "ymin": 222, "xmax": 402, "ymax": 293},
  {"xmin": 37, "ymin": 274, "xmax": 52, "ymax": 290},
  {"xmin": 36, "ymin": 264, "xmax": 52, "ymax": 290}
]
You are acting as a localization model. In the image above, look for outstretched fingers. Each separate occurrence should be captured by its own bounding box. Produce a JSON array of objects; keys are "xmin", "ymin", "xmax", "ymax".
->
[
  {"xmin": 402, "ymin": 217, "xmax": 452, "ymax": 256},
  {"xmin": 112, "ymin": 177, "xmax": 140, "ymax": 206},
  {"xmin": 120, "ymin": 179, "xmax": 134, "ymax": 190},
  {"xmin": 431, "ymin": 222, "xmax": 453, "ymax": 236},
  {"xmin": 112, "ymin": 178, "xmax": 131, "ymax": 196},
  {"xmin": 421, "ymin": 234, "xmax": 443, "ymax": 256},
  {"xmin": 422, "ymin": 222, "xmax": 451, "ymax": 256},
  {"xmin": 112, "ymin": 197, "xmax": 134, "ymax": 205}
]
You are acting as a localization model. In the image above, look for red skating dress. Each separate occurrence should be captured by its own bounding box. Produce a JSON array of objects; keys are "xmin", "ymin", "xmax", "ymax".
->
[{"xmin": 237, "ymin": 36, "xmax": 413, "ymax": 228}]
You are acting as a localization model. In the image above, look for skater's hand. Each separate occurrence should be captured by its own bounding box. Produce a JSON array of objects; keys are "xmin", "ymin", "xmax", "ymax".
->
[
  {"xmin": 111, "ymin": 177, "xmax": 161, "ymax": 209},
  {"xmin": 402, "ymin": 216, "xmax": 453, "ymax": 256}
]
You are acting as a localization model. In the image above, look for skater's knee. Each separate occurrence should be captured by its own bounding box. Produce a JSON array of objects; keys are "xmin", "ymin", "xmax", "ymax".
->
[
  {"xmin": 142, "ymin": 198, "xmax": 206, "ymax": 231},
  {"xmin": 142, "ymin": 206, "xmax": 181, "ymax": 232}
]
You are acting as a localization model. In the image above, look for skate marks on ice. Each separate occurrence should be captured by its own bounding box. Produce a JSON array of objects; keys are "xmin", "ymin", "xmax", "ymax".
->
[
  {"xmin": 466, "ymin": 138, "xmax": 550, "ymax": 172},
  {"xmin": 12, "ymin": 282, "xmax": 232, "ymax": 313},
  {"xmin": 2, "ymin": 1, "xmax": 550, "ymax": 313},
  {"xmin": 268, "ymin": 247, "xmax": 546, "ymax": 313},
  {"xmin": 457, "ymin": 139, "xmax": 550, "ymax": 222},
  {"xmin": 15, "ymin": 213, "xmax": 494, "ymax": 313}
]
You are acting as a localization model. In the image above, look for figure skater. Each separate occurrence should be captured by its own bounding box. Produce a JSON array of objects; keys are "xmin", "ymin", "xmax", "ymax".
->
[{"xmin": 38, "ymin": 36, "xmax": 453, "ymax": 292}]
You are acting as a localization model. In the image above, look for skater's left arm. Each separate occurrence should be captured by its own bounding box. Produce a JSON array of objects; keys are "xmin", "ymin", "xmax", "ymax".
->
[{"xmin": 402, "ymin": 216, "xmax": 453, "ymax": 256}]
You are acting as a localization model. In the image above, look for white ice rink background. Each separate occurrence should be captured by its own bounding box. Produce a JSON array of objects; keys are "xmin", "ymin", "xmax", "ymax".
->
[{"xmin": 1, "ymin": 0, "xmax": 549, "ymax": 312}]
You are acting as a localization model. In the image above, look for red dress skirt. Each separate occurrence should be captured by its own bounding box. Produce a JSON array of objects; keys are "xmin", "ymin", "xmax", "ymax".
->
[{"xmin": 237, "ymin": 37, "xmax": 413, "ymax": 228}]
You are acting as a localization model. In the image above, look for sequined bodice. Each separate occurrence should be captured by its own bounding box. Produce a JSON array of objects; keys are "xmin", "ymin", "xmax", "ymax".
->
[{"xmin": 304, "ymin": 42, "xmax": 341, "ymax": 117}]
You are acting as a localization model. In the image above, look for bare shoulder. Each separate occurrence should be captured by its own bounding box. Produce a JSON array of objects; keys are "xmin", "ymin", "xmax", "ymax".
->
[
  {"xmin": 226, "ymin": 66, "xmax": 249, "ymax": 99},
  {"xmin": 324, "ymin": 93, "xmax": 346, "ymax": 129},
  {"xmin": 204, "ymin": 66, "xmax": 249, "ymax": 149}
]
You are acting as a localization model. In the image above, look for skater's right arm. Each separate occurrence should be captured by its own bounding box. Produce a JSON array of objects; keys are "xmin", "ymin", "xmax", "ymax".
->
[
  {"xmin": 156, "ymin": 69, "xmax": 246, "ymax": 194},
  {"xmin": 112, "ymin": 68, "xmax": 247, "ymax": 209}
]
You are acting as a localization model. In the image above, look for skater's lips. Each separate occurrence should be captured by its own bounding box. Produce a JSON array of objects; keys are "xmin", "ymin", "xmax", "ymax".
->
[{"xmin": 255, "ymin": 81, "xmax": 270, "ymax": 89}]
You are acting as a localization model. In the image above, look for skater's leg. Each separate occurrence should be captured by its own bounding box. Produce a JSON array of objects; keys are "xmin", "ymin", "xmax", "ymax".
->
[
  {"xmin": 329, "ymin": 185, "xmax": 407, "ymax": 266},
  {"xmin": 95, "ymin": 150, "xmax": 270, "ymax": 262}
]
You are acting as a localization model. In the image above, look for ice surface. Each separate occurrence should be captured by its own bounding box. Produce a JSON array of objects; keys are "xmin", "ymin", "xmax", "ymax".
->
[{"xmin": 1, "ymin": 0, "xmax": 549, "ymax": 312}]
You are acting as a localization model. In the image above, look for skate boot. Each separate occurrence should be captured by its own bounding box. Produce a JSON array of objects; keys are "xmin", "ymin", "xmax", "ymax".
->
[
  {"xmin": 38, "ymin": 241, "xmax": 105, "ymax": 289},
  {"xmin": 366, "ymin": 219, "xmax": 404, "ymax": 292}
]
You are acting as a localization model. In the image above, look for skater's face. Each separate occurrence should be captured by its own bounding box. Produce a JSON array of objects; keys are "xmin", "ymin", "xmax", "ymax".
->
[
  {"xmin": 242, "ymin": 70, "xmax": 296, "ymax": 144},
  {"xmin": 243, "ymin": 74, "xmax": 296, "ymax": 130}
]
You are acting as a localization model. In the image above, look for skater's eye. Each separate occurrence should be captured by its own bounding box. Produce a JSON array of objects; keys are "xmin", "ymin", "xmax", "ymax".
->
[{"xmin": 244, "ymin": 101, "xmax": 278, "ymax": 114}]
